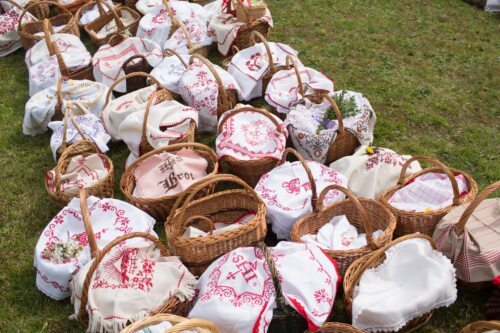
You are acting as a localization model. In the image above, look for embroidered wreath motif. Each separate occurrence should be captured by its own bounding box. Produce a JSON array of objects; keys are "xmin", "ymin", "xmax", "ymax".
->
[{"xmin": 241, "ymin": 119, "xmax": 275, "ymax": 146}]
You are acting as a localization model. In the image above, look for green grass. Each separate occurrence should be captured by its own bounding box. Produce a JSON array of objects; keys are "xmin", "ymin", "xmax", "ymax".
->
[{"xmin": 0, "ymin": 0, "xmax": 499, "ymax": 332}]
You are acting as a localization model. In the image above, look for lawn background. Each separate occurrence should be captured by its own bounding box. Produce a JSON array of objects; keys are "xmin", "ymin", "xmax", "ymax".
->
[{"xmin": 0, "ymin": 0, "xmax": 498, "ymax": 332}]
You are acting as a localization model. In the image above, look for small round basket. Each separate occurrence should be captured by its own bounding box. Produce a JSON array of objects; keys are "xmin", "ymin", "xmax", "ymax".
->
[
  {"xmin": 120, "ymin": 314, "xmax": 220, "ymax": 333},
  {"xmin": 291, "ymin": 184, "xmax": 396, "ymax": 277},
  {"xmin": 343, "ymin": 233, "xmax": 437, "ymax": 333},
  {"xmin": 165, "ymin": 174, "xmax": 267, "ymax": 276},
  {"xmin": 217, "ymin": 106, "xmax": 284, "ymax": 187},
  {"xmin": 227, "ymin": 0, "xmax": 270, "ymax": 51},
  {"xmin": 461, "ymin": 320, "xmax": 500, "ymax": 333},
  {"xmin": 18, "ymin": 1, "xmax": 79, "ymax": 50},
  {"xmin": 379, "ymin": 156, "xmax": 478, "ymax": 238},
  {"xmin": 305, "ymin": 322, "xmax": 368, "ymax": 333},
  {"xmin": 121, "ymin": 142, "xmax": 218, "ymax": 221}
]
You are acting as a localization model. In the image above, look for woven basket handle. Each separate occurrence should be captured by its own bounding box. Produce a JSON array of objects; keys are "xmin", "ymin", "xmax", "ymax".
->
[
  {"xmin": 217, "ymin": 106, "xmax": 284, "ymax": 135},
  {"xmin": 257, "ymin": 242, "xmax": 288, "ymax": 315},
  {"xmin": 184, "ymin": 215, "xmax": 215, "ymax": 235},
  {"xmin": 164, "ymin": 48, "xmax": 188, "ymax": 68},
  {"xmin": 78, "ymin": 232, "xmax": 169, "ymax": 321},
  {"xmin": 455, "ymin": 181, "xmax": 499, "ymax": 236},
  {"xmin": 176, "ymin": 19, "xmax": 194, "ymax": 49},
  {"xmin": 95, "ymin": 0, "xmax": 107, "ymax": 16},
  {"xmin": 323, "ymin": 94, "xmax": 345, "ymax": 134},
  {"xmin": 250, "ymin": 30, "xmax": 274, "ymax": 72},
  {"xmin": 56, "ymin": 76, "xmax": 67, "ymax": 110},
  {"xmin": 42, "ymin": 18, "xmax": 55, "ymax": 54},
  {"xmin": 104, "ymin": 71, "xmax": 161, "ymax": 107},
  {"xmin": 189, "ymin": 54, "xmax": 227, "ymax": 100},
  {"xmin": 79, "ymin": 189, "xmax": 99, "ymax": 258},
  {"xmin": 279, "ymin": 148, "xmax": 317, "ymax": 208},
  {"xmin": 141, "ymin": 89, "xmax": 174, "ymax": 145},
  {"xmin": 60, "ymin": 103, "xmax": 89, "ymax": 151},
  {"xmin": 285, "ymin": 55, "xmax": 304, "ymax": 97},
  {"xmin": 122, "ymin": 54, "xmax": 149, "ymax": 73},
  {"xmin": 317, "ymin": 184, "xmax": 376, "ymax": 250},
  {"xmin": 96, "ymin": 0, "xmax": 125, "ymax": 31},
  {"xmin": 398, "ymin": 156, "xmax": 461, "ymax": 205},
  {"xmin": 462, "ymin": 321, "xmax": 500, "ymax": 333},
  {"xmin": 231, "ymin": 0, "xmax": 251, "ymax": 24},
  {"xmin": 107, "ymin": 32, "xmax": 127, "ymax": 46},
  {"xmin": 230, "ymin": 45, "xmax": 240, "ymax": 55},
  {"xmin": 166, "ymin": 318, "xmax": 220, "ymax": 333},
  {"xmin": 50, "ymin": 41, "xmax": 71, "ymax": 77},
  {"xmin": 18, "ymin": 1, "xmax": 70, "ymax": 30},
  {"xmin": 161, "ymin": 0, "xmax": 176, "ymax": 22}
]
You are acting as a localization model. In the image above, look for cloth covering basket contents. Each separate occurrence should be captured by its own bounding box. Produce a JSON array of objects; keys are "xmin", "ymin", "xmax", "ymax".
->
[
  {"xmin": 0, "ymin": 0, "xmax": 35, "ymax": 57},
  {"xmin": 120, "ymin": 313, "xmax": 220, "ymax": 333}
]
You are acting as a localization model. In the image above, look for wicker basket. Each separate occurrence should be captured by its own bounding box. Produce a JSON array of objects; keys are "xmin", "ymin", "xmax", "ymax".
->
[
  {"xmin": 461, "ymin": 320, "xmax": 500, "ymax": 333},
  {"xmin": 379, "ymin": 156, "xmax": 478, "ymax": 238},
  {"xmin": 189, "ymin": 54, "xmax": 239, "ymax": 119},
  {"xmin": 163, "ymin": 48, "xmax": 188, "ymax": 100},
  {"xmin": 138, "ymin": 89, "xmax": 196, "ymax": 156},
  {"xmin": 234, "ymin": 0, "xmax": 267, "ymax": 23},
  {"xmin": 220, "ymin": 45, "xmax": 239, "ymax": 70},
  {"xmin": 46, "ymin": 119, "xmax": 114, "ymax": 207},
  {"xmin": 174, "ymin": 19, "xmax": 210, "ymax": 57},
  {"xmin": 305, "ymin": 322, "xmax": 368, "ymax": 333},
  {"xmin": 82, "ymin": 0, "xmax": 140, "ymax": 46},
  {"xmin": 103, "ymin": 71, "xmax": 162, "ymax": 108},
  {"xmin": 120, "ymin": 314, "xmax": 220, "ymax": 333},
  {"xmin": 227, "ymin": 0, "xmax": 270, "ymax": 50},
  {"xmin": 18, "ymin": 1, "xmax": 79, "ymax": 50},
  {"xmin": 121, "ymin": 142, "xmax": 218, "ymax": 221},
  {"xmin": 75, "ymin": 1, "xmax": 120, "ymax": 28},
  {"xmin": 217, "ymin": 106, "xmax": 284, "ymax": 187},
  {"xmin": 343, "ymin": 233, "xmax": 437, "ymax": 332},
  {"xmin": 165, "ymin": 174, "xmax": 267, "ymax": 276},
  {"xmin": 25, "ymin": 0, "xmax": 50, "ymax": 19},
  {"xmin": 76, "ymin": 232, "xmax": 189, "ymax": 327},
  {"xmin": 291, "ymin": 184, "xmax": 396, "ymax": 276}
]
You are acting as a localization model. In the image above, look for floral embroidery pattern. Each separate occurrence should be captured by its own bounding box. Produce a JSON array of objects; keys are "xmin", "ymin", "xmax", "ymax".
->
[{"xmin": 365, "ymin": 151, "xmax": 410, "ymax": 171}]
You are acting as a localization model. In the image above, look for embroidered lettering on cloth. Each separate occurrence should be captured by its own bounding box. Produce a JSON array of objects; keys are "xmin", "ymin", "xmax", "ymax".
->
[
  {"xmin": 286, "ymin": 91, "xmax": 376, "ymax": 164},
  {"xmin": 93, "ymin": 37, "xmax": 163, "ymax": 93},
  {"xmin": 119, "ymin": 99, "xmax": 199, "ymax": 164},
  {"xmin": 433, "ymin": 199, "xmax": 500, "ymax": 283},
  {"xmin": 70, "ymin": 240, "xmax": 197, "ymax": 333},
  {"xmin": 101, "ymin": 85, "xmax": 157, "ymax": 141},
  {"xmin": 255, "ymin": 161, "xmax": 347, "ymax": 239},
  {"xmin": 179, "ymin": 58, "xmax": 240, "ymax": 132},
  {"xmin": 78, "ymin": 0, "xmax": 115, "ymax": 25},
  {"xmin": 388, "ymin": 172, "xmax": 470, "ymax": 212},
  {"xmin": 46, "ymin": 153, "xmax": 110, "ymax": 194},
  {"xmin": 150, "ymin": 52, "xmax": 190, "ymax": 94},
  {"xmin": 95, "ymin": 10, "xmax": 137, "ymax": 39},
  {"xmin": 265, "ymin": 66, "xmax": 333, "ymax": 115},
  {"xmin": 216, "ymin": 106, "xmax": 288, "ymax": 161},
  {"xmin": 183, "ymin": 212, "xmax": 256, "ymax": 237},
  {"xmin": 352, "ymin": 238, "xmax": 457, "ymax": 332},
  {"xmin": 227, "ymin": 43, "xmax": 301, "ymax": 101},
  {"xmin": 132, "ymin": 148, "xmax": 208, "ymax": 198},
  {"xmin": 24, "ymin": 79, "xmax": 109, "ymax": 136},
  {"xmin": 48, "ymin": 112, "xmax": 111, "ymax": 161},
  {"xmin": 34, "ymin": 195, "xmax": 157, "ymax": 300},
  {"xmin": 0, "ymin": 2, "xmax": 34, "ymax": 57},
  {"xmin": 328, "ymin": 146, "xmax": 422, "ymax": 199},
  {"xmin": 301, "ymin": 215, "xmax": 384, "ymax": 251},
  {"xmin": 188, "ymin": 241, "xmax": 340, "ymax": 333}
]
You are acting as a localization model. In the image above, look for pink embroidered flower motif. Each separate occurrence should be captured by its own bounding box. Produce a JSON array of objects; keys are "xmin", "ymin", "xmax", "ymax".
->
[
  {"xmin": 152, "ymin": 8, "xmax": 172, "ymax": 24},
  {"xmin": 0, "ymin": 10, "xmax": 19, "ymax": 35},
  {"xmin": 365, "ymin": 151, "xmax": 408, "ymax": 171},
  {"xmin": 241, "ymin": 119, "xmax": 274, "ymax": 146},
  {"xmin": 282, "ymin": 178, "xmax": 301, "ymax": 195},
  {"xmin": 314, "ymin": 288, "xmax": 331, "ymax": 304},
  {"xmin": 245, "ymin": 53, "xmax": 267, "ymax": 72}
]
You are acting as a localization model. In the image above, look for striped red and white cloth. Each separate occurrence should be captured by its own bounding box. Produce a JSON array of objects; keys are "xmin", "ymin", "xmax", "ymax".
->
[{"xmin": 433, "ymin": 198, "xmax": 500, "ymax": 283}]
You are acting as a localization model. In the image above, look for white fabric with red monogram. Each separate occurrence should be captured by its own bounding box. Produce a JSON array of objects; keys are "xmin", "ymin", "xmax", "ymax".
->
[
  {"xmin": 216, "ymin": 105, "xmax": 288, "ymax": 161},
  {"xmin": 265, "ymin": 66, "xmax": 334, "ymax": 115},
  {"xmin": 286, "ymin": 91, "xmax": 377, "ymax": 164},
  {"xmin": 188, "ymin": 241, "xmax": 340, "ymax": 333},
  {"xmin": 207, "ymin": 0, "xmax": 273, "ymax": 56},
  {"xmin": 0, "ymin": 0, "xmax": 35, "ymax": 57},
  {"xmin": 23, "ymin": 79, "xmax": 109, "ymax": 136},
  {"xmin": 387, "ymin": 172, "xmax": 470, "ymax": 212},
  {"xmin": 179, "ymin": 57, "xmax": 241, "ymax": 132},
  {"xmin": 119, "ymin": 99, "xmax": 199, "ymax": 165},
  {"xmin": 26, "ymin": 33, "xmax": 92, "ymax": 96},
  {"xmin": 137, "ymin": 1, "xmax": 208, "ymax": 47},
  {"xmin": 34, "ymin": 195, "xmax": 157, "ymax": 300},
  {"xmin": 48, "ymin": 106, "xmax": 111, "ymax": 161},
  {"xmin": 329, "ymin": 146, "xmax": 422, "ymax": 200},
  {"xmin": 227, "ymin": 43, "xmax": 301, "ymax": 101},
  {"xmin": 255, "ymin": 160, "xmax": 347, "ymax": 239},
  {"xmin": 150, "ymin": 50, "xmax": 190, "ymax": 94},
  {"xmin": 70, "ymin": 238, "xmax": 197, "ymax": 333},
  {"xmin": 45, "ymin": 153, "xmax": 110, "ymax": 194},
  {"xmin": 101, "ymin": 84, "xmax": 157, "ymax": 141},
  {"xmin": 93, "ymin": 37, "xmax": 163, "ymax": 93},
  {"xmin": 163, "ymin": 17, "xmax": 212, "ymax": 53}
]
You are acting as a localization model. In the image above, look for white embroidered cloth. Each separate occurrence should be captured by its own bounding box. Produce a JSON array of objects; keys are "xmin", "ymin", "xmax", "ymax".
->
[
  {"xmin": 150, "ymin": 51, "xmax": 190, "ymax": 94},
  {"xmin": 265, "ymin": 66, "xmax": 334, "ymax": 115},
  {"xmin": 46, "ymin": 153, "xmax": 110, "ymax": 195},
  {"xmin": 34, "ymin": 195, "xmax": 157, "ymax": 300},
  {"xmin": 179, "ymin": 58, "xmax": 240, "ymax": 132},
  {"xmin": 301, "ymin": 215, "xmax": 383, "ymax": 251},
  {"xmin": 286, "ymin": 91, "xmax": 376, "ymax": 164},
  {"xmin": 388, "ymin": 172, "xmax": 470, "ymax": 212},
  {"xmin": 134, "ymin": 321, "xmax": 196, "ymax": 333},
  {"xmin": 95, "ymin": 10, "xmax": 136, "ymax": 39},
  {"xmin": 100, "ymin": 85, "xmax": 157, "ymax": 141},
  {"xmin": 255, "ymin": 160, "xmax": 347, "ymax": 239},
  {"xmin": 216, "ymin": 106, "xmax": 287, "ymax": 161},
  {"xmin": 163, "ymin": 17, "xmax": 212, "ymax": 53},
  {"xmin": 207, "ymin": 10, "xmax": 273, "ymax": 57},
  {"xmin": 78, "ymin": 0, "xmax": 114, "ymax": 25},
  {"xmin": 352, "ymin": 238, "xmax": 457, "ymax": 332},
  {"xmin": 228, "ymin": 42, "xmax": 300, "ymax": 101},
  {"xmin": 189, "ymin": 241, "xmax": 340, "ymax": 332},
  {"xmin": 24, "ymin": 79, "xmax": 109, "ymax": 136},
  {"xmin": 70, "ymin": 240, "xmax": 197, "ymax": 333},
  {"xmin": 93, "ymin": 37, "xmax": 163, "ymax": 93},
  {"xmin": 119, "ymin": 99, "xmax": 198, "ymax": 161},
  {"xmin": 0, "ymin": 3, "xmax": 34, "ymax": 57},
  {"xmin": 183, "ymin": 212, "xmax": 256, "ymax": 237},
  {"xmin": 48, "ymin": 112, "xmax": 111, "ymax": 161}
]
